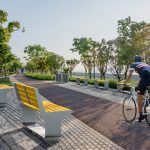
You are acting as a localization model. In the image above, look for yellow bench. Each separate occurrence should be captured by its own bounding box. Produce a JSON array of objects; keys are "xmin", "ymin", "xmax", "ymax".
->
[
  {"xmin": 0, "ymin": 84, "xmax": 12, "ymax": 89},
  {"xmin": 14, "ymin": 83, "xmax": 73, "ymax": 141},
  {"xmin": 0, "ymin": 84, "xmax": 14, "ymax": 107}
]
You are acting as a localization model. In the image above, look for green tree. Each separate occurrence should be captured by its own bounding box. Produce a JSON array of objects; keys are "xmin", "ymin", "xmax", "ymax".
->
[
  {"xmin": 24, "ymin": 44, "xmax": 47, "ymax": 73},
  {"xmin": 46, "ymin": 52, "xmax": 65, "ymax": 74},
  {"xmin": 96, "ymin": 39, "xmax": 113, "ymax": 79},
  {"xmin": 117, "ymin": 17, "xmax": 147, "ymax": 78},
  {"xmin": 109, "ymin": 17, "xmax": 148, "ymax": 81},
  {"xmin": 7, "ymin": 55, "xmax": 22, "ymax": 74},
  {"xmin": 71, "ymin": 38, "xmax": 95, "ymax": 79},
  {"xmin": 66, "ymin": 59, "xmax": 80, "ymax": 76},
  {"xmin": 0, "ymin": 44, "xmax": 12, "ymax": 77},
  {"xmin": 0, "ymin": 10, "xmax": 20, "ymax": 43},
  {"xmin": 133, "ymin": 24, "xmax": 150, "ymax": 65},
  {"xmin": 89, "ymin": 39, "xmax": 99, "ymax": 79},
  {"xmin": 25, "ymin": 61, "xmax": 36, "ymax": 73},
  {"xmin": 0, "ymin": 10, "xmax": 20, "ymax": 77},
  {"xmin": 24, "ymin": 44, "xmax": 65, "ymax": 74}
]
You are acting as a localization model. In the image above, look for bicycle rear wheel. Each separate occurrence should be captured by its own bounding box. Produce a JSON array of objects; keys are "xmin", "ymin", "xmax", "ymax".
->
[
  {"xmin": 122, "ymin": 96, "xmax": 137, "ymax": 123},
  {"xmin": 144, "ymin": 100, "xmax": 150, "ymax": 126}
]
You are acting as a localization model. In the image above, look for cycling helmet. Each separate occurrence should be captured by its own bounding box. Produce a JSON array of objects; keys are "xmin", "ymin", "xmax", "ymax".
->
[{"xmin": 134, "ymin": 55, "xmax": 142, "ymax": 62}]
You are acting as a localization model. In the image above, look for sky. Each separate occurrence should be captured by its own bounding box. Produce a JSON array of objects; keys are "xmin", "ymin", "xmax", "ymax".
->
[{"xmin": 1, "ymin": 0, "xmax": 150, "ymax": 71}]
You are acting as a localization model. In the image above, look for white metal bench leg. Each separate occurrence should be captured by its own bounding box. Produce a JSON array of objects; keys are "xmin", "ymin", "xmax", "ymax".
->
[
  {"xmin": 22, "ymin": 105, "xmax": 36, "ymax": 124},
  {"xmin": 44, "ymin": 114, "xmax": 61, "ymax": 137},
  {"xmin": 0, "ymin": 88, "xmax": 13, "ymax": 107}
]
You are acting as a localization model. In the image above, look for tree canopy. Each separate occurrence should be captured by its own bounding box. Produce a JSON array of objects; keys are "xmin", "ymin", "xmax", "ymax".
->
[
  {"xmin": 70, "ymin": 17, "xmax": 150, "ymax": 81},
  {"xmin": 24, "ymin": 44, "xmax": 65, "ymax": 74},
  {"xmin": 0, "ymin": 10, "xmax": 21, "ymax": 78}
]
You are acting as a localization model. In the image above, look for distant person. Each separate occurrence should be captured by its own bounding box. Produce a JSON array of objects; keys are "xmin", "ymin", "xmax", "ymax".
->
[
  {"xmin": 123, "ymin": 55, "xmax": 150, "ymax": 122},
  {"xmin": 21, "ymin": 68, "xmax": 24, "ymax": 75}
]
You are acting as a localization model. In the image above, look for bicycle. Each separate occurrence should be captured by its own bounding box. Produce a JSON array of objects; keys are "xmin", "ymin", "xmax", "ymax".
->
[{"xmin": 121, "ymin": 84, "xmax": 150, "ymax": 126}]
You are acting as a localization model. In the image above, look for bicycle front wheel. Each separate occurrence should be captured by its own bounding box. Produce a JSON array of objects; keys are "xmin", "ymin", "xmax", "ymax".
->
[{"xmin": 122, "ymin": 96, "xmax": 137, "ymax": 123}]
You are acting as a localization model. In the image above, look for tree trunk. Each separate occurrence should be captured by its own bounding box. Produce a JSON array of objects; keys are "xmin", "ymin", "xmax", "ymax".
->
[
  {"xmin": 93, "ymin": 62, "xmax": 95, "ymax": 79},
  {"xmin": 70, "ymin": 71, "xmax": 72, "ymax": 77},
  {"xmin": 124, "ymin": 65, "xmax": 129, "ymax": 79},
  {"xmin": 4, "ymin": 67, "xmax": 7, "ymax": 78},
  {"xmin": 88, "ymin": 67, "xmax": 92, "ymax": 79},
  {"xmin": 89, "ymin": 71, "xmax": 92, "ymax": 79},
  {"xmin": 83, "ymin": 65, "xmax": 88, "ymax": 78}
]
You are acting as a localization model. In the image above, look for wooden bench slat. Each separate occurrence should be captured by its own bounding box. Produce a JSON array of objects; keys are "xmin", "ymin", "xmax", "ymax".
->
[
  {"xmin": 16, "ymin": 84, "xmax": 37, "ymax": 100},
  {"xmin": 19, "ymin": 96, "xmax": 29, "ymax": 103},
  {"xmin": 22, "ymin": 102, "xmax": 40, "ymax": 111},
  {"xmin": 18, "ymin": 89, "xmax": 36, "ymax": 100},
  {"xmin": 19, "ymin": 95, "xmax": 39, "ymax": 108},
  {"xmin": 16, "ymin": 83, "xmax": 35, "ymax": 93},
  {"xmin": 25, "ymin": 87, "xmax": 35, "ymax": 93},
  {"xmin": 18, "ymin": 91, "xmax": 28, "ymax": 99},
  {"xmin": 16, "ymin": 84, "xmax": 39, "ymax": 109},
  {"xmin": 18, "ymin": 91, "xmax": 37, "ymax": 102},
  {"xmin": 43, "ymin": 101, "xmax": 71, "ymax": 112},
  {"xmin": 0, "ymin": 84, "xmax": 11, "ymax": 89}
]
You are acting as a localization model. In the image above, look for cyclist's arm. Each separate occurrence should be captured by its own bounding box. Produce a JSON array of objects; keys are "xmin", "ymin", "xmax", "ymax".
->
[{"xmin": 124, "ymin": 70, "xmax": 134, "ymax": 85}]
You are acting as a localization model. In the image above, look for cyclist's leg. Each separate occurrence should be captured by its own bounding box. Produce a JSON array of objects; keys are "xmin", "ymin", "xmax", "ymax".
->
[{"xmin": 137, "ymin": 78, "xmax": 148, "ymax": 121}]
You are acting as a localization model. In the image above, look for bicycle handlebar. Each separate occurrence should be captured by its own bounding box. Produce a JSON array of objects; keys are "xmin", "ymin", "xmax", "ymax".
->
[
  {"xmin": 117, "ymin": 83, "xmax": 133, "ymax": 87},
  {"xmin": 118, "ymin": 83, "xmax": 136, "ymax": 94}
]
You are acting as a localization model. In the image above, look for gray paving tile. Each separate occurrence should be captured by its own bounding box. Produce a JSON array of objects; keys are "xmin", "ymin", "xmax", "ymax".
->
[{"xmin": 1, "ymin": 75, "xmax": 124, "ymax": 150}]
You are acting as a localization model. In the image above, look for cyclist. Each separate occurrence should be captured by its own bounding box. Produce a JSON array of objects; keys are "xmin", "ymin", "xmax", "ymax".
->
[{"xmin": 123, "ymin": 55, "xmax": 150, "ymax": 122}]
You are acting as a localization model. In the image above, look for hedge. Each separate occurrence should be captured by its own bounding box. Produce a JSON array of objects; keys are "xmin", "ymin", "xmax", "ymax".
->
[
  {"xmin": 25, "ymin": 73, "xmax": 137, "ymax": 90},
  {"xmin": 0, "ymin": 77, "xmax": 12, "ymax": 86},
  {"xmin": 25, "ymin": 73, "xmax": 55, "ymax": 80},
  {"xmin": 69, "ymin": 76, "xmax": 117, "ymax": 88}
]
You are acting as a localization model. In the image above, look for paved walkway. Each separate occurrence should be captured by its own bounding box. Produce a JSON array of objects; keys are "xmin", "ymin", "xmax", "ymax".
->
[
  {"xmin": 56, "ymin": 82, "xmax": 126, "ymax": 103},
  {"xmin": 9, "ymin": 75, "xmax": 150, "ymax": 150},
  {"xmin": 0, "ymin": 75, "xmax": 124, "ymax": 150}
]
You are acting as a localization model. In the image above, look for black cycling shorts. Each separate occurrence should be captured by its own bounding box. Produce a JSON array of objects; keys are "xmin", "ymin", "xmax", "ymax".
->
[{"xmin": 137, "ymin": 78, "xmax": 150, "ymax": 95}]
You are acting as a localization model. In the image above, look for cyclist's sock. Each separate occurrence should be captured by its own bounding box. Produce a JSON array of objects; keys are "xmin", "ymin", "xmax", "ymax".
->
[{"xmin": 137, "ymin": 112, "xmax": 145, "ymax": 122}]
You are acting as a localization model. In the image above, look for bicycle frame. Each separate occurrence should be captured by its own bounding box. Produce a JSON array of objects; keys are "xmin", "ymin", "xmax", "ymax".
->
[{"xmin": 127, "ymin": 86, "xmax": 150, "ymax": 116}]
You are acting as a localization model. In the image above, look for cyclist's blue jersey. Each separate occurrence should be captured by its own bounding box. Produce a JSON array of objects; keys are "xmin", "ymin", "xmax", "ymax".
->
[{"xmin": 130, "ymin": 62, "xmax": 150, "ymax": 77}]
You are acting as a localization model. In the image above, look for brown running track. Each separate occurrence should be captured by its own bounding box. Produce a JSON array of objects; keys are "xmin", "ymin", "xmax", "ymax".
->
[{"xmin": 15, "ymin": 75, "xmax": 150, "ymax": 150}]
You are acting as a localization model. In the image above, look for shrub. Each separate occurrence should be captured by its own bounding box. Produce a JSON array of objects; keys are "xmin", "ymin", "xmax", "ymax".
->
[
  {"xmin": 0, "ymin": 78, "xmax": 12, "ymax": 86},
  {"xmin": 69, "ymin": 76, "xmax": 85, "ymax": 83},
  {"xmin": 108, "ymin": 80, "xmax": 118, "ymax": 89},
  {"xmin": 25, "ymin": 72, "xmax": 55, "ymax": 80},
  {"xmin": 88, "ymin": 79, "xmax": 95, "ymax": 85},
  {"xmin": 69, "ymin": 76, "xmax": 77, "ymax": 82},
  {"xmin": 80, "ymin": 78, "xmax": 84, "ymax": 83},
  {"xmin": 98, "ymin": 80, "xmax": 105, "ymax": 86}
]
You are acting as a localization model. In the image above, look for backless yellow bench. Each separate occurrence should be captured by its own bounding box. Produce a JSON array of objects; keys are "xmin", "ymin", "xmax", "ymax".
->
[
  {"xmin": 14, "ymin": 83, "xmax": 73, "ymax": 141},
  {"xmin": 0, "ymin": 84, "xmax": 14, "ymax": 108}
]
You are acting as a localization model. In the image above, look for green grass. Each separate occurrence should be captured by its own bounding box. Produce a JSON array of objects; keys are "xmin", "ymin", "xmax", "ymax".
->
[{"xmin": 0, "ymin": 77, "xmax": 12, "ymax": 86}]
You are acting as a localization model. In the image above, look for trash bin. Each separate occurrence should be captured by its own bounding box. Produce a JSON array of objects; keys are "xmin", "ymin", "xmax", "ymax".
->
[
  {"xmin": 76, "ymin": 78, "xmax": 80, "ymax": 85},
  {"xmin": 83, "ymin": 78, "xmax": 88, "ymax": 86},
  {"xmin": 117, "ymin": 83, "xmax": 124, "ymax": 91},
  {"xmin": 62, "ymin": 73, "xmax": 69, "ymax": 83},
  {"xmin": 56, "ymin": 72, "xmax": 69, "ymax": 83},
  {"xmin": 94, "ymin": 80, "xmax": 99, "ymax": 88},
  {"xmin": 104, "ymin": 80, "xmax": 109, "ymax": 89}
]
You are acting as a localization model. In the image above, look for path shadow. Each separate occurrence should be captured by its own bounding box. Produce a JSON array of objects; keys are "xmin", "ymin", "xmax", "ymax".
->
[{"xmin": 0, "ymin": 127, "xmax": 59, "ymax": 150}]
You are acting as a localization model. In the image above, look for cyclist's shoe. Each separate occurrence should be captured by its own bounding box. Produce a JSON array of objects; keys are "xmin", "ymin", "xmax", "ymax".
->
[{"xmin": 137, "ymin": 114, "xmax": 145, "ymax": 122}]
